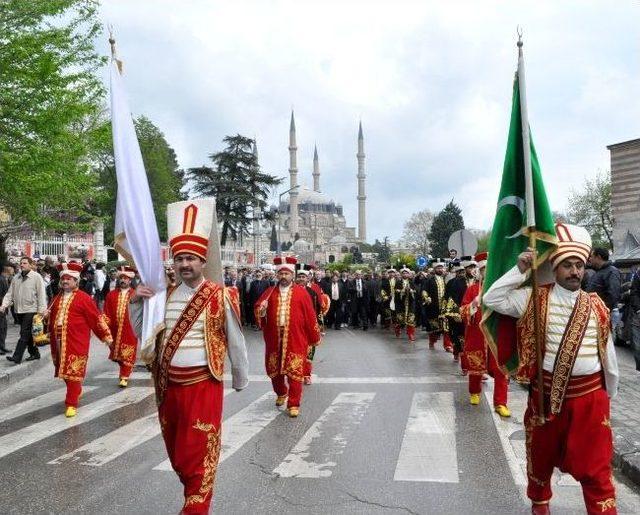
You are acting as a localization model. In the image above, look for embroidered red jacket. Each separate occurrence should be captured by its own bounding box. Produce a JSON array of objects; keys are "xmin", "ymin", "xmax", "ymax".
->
[
  {"xmin": 460, "ymin": 282, "xmax": 488, "ymax": 376},
  {"xmin": 49, "ymin": 289, "xmax": 112, "ymax": 381},
  {"xmin": 103, "ymin": 288, "xmax": 138, "ymax": 367},
  {"xmin": 254, "ymin": 285, "xmax": 321, "ymax": 381}
]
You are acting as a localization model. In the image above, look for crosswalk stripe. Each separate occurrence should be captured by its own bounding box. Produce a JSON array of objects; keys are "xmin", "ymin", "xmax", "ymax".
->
[
  {"xmin": 394, "ymin": 391, "xmax": 458, "ymax": 483},
  {"xmin": 154, "ymin": 388, "xmax": 236, "ymax": 471},
  {"xmin": 273, "ymin": 392, "xmax": 376, "ymax": 478},
  {"xmin": 47, "ymin": 413, "xmax": 159, "ymax": 466},
  {"xmin": 94, "ymin": 371, "xmax": 152, "ymax": 380},
  {"xmin": 0, "ymin": 386, "xmax": 98, "ymax": 425},
  {"xmin": 0, "ymin": 387, "xmax": 154, "ymax": 460}
]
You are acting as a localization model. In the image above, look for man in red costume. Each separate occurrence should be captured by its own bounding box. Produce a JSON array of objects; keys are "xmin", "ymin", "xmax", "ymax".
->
[
  {"xmin": 460, "ymin": 252, "xmax": 510, "ymax": 417},
  {"xmin": 295, "ymin": 266, "xmax": 329, "ymax": 385},
  {"xmin": 484, "ymin": 224, "xmax": 619, "ymax": 515},
  {"xmin": 137, "ymin": 199, "xmax": 249, "ymax": 515},
  {"xmin": 255, "ymin": 256, "xmax": 321, "ymax": 417},
  {"xmin": 47, "ymin": 262, "xmax": 112, "ymax": 417},
  {"xmin": 103, "ymin": 265, "xmax": 138, "ymax": 387}
]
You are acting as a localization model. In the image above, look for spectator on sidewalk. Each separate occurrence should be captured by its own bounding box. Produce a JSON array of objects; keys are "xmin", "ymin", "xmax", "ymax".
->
[
  {"xmin": 586, "ymin": 247, "xmax": 621, "ymax": 311},
  {"xmin": 94, "ymin": 262, "xmax": 107, "ymax": 308},
  {"xmin": 628, "ymin": 269, "xmax": 640, "ymax": 372},
  {"xmin": 0, "ymin": 265, "xmax": 11, "ymax": 355},
  {"xmin": 0, "ymin": 256, "xmax": 47, "ymax": 364}
]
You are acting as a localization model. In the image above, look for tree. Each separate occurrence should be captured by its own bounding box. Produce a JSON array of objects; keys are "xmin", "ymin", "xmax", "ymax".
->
[
  {"xmin": 371, "ymin": 237, "xmax": 391, "ymax": 263},
  {"xmin": 401, "ymin": 209, "xmax": 434, "ymax": 256},
  {"xmin": 0, "ymin": 0, "xmax": 107, "ymax": 253},
  {"xmin": 94, "ymin": 116, "xmax": 186, "ymax": 243},
  {"xmin": 187, "ymin": 135, "xmax": 283, "ymax": 246},
  {"xmin": 269, "ymin": 225, "xmax": 278, "ymax": 252},
  {"xmin": 566, "ymin": 171, "xmax": 613, "ymax": 249},
  {"xmin": 429, "ymin": 200, "xmax": 465, "ymax": 258},
  {"xmin": 476, "ymin": 230, "xmax": 491, "ymax": 253},
  {"xmin": 390, "ymin": 252, "xmax": 416, "ymax": 270}
]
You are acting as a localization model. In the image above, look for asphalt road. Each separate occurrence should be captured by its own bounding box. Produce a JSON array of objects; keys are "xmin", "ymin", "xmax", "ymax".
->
[{"xmin": 0, "ymin": 326, "xmax": 638, "ymax": 514}]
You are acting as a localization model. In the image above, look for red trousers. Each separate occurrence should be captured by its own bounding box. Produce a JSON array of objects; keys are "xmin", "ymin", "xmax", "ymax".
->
[
  {"xmin": 524, "ymin": 387, "xmax": 616, "ymax": 514},
  {"xmin": 428, "ymin": 332, "xmax": 441, "ymax": 346},
  {"xmin": 64, "ymin": 379, "xmax": 82, "ymax": 408},
  {"xmin": 394, "ymin": 325, "xmax": 416, "ymax": 340},
  {"xmin": 468, "ymin": 353, "xmax": 508, "ymax": 406},
  {"xmin": 158, "ymin": 378, "xmax": 224, "ymax": 515},
  {"xmin": 119, "ymin": 362, "xmax": 133, "ymax": 379},
  {"xmin": 271, "ymin": 374, "xmax": 303, "ymax": 408}
]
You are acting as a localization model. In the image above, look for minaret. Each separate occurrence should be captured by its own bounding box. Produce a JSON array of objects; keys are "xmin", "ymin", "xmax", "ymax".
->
[
  {"xmin": 288, "ymin": 111, "xmax": 299, "ymax": 239},
  {"xmin": 357, "ymin": 121, "xmax": 367, "ymax": 241},
  {"xmin": 313, "ymin": 144, "xmax": 320, "ymax": 192}
]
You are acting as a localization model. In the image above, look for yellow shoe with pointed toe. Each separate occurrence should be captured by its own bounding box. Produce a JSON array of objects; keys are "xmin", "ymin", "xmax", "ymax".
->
[
  {"xmin": 275, "ymin": 395, "xmax": 288, "ymax": 407},
  {"xmin": 65, "ymin": 406, "xmax": 77, "ymax": 418},
  {"xmin": 495, "ymin": 405, "xmax": 511, "ymax": 418},
  {"xmin": 288, "ymin": 407, "xmax": 299, "ymax": 418},
  {"xmin": 469, "ymin": 394, "xmax": 480, "ymax": 405},
  {"xmin": 118, "ymin": 378, "xmax": 128, "ymax": 388}
]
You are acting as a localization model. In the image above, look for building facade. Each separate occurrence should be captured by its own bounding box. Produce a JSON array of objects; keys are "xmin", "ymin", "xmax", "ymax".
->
[{"xmin": 608, "ymin": 138, "xmax": 640, "ymax": 258}]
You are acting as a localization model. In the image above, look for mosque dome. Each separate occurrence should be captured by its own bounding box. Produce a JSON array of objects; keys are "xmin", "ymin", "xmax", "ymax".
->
[{"xmin": 292, "ymin": 239, "xmax": 312, "ymax": 251}]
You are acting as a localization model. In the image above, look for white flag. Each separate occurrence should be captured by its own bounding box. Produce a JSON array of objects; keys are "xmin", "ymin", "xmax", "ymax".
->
[{"xmin": 110, "ymin": 59, "xmax": 166, "ymax": 361}]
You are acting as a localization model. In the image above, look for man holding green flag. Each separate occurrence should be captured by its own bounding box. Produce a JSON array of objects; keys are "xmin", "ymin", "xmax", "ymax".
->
[{"xmin": 482, "ymin": 38, "xmax": 619, "ymax": 515}]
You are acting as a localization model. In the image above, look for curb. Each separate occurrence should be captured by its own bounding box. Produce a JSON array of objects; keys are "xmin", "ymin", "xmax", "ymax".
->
[{"xmin": 613, "ymin": 428, "xmax": 640, "ymax": 487}]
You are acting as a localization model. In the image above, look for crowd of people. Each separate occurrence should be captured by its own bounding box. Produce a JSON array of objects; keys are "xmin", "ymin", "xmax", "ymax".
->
[{"xmin": 0, "ymin": 217, "xmax": 630, "ymax": 514}]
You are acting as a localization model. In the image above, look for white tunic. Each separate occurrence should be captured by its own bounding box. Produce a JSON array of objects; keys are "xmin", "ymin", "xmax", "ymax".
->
[
  {"xmin": 483, "ymin": 266, "xmax": 619, "ymax": 398},
  {"xmin": 161, "ymin": 279, "xmax": 249, "ymax": 390}
]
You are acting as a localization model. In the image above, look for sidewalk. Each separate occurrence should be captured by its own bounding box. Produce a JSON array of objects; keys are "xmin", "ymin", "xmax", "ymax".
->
[
  {"xmin": 611, "ymin": 344, "xmax": 640, "ymax": 486},
  {"xmin": 0, "ymin": 322, "xmax": 51, "ymax": 386}
]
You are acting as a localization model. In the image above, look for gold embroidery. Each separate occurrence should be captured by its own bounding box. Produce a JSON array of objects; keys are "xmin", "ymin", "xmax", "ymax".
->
[
  {"xmin": 205, "ymin": 288, "xmax": 227, "ymax": 379},
  {"xmin": 602, "ymin": 416, "xmax": 612, "ymax": 429},
  {"xmin": 120, "ymin": 346, "xmax": 134, "ymax": 360},
  {"xmin": 466, "ymin": 350, "xmax": 485, "ymax": 371},
  {"xmin": 184, "ymin": 419, "xmax": 221, "ymax": 508},
  {"xmin": 596, "ymin": 498, "xmax": 616, "ymax": 511},
  {"xmin": 155, "ymin": 282, "xmax": 217, "ymax": 405},
  {"xmin": 268, "ymin": 352, "xmax": 279, "ymax": 373},
  {"xmin": 58, "ymin": 291, "xmax": 78, "ymax": 378},
  {"xmin": 549, "ymin": 290, "xmax": 591, "ymax": 415},
  {"xmin": 525, "ymin": 406, "xmax": 547, "ymax": 487},
  {"xmin": 67, "ymin": 354, "xmax": 87, "ymax": 375},
  {"xmin": 286, "ymin": 354, "xmax": 304, "ymax": 378},
  {"xmin": 112, "ymin": 289, "xmax": 130, "ymax": 358}
]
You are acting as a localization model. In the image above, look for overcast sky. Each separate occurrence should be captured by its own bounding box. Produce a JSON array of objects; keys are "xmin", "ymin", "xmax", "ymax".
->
[{"xmin": 98, "ymin": 0, "xmax": 640, "ymax": 243}]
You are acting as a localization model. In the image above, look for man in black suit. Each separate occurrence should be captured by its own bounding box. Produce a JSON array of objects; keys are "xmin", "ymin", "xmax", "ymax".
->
[
  {"xmin": 0, "ymin": 265, "xmax": 11, "ymax": 355},
  {"xmin": 248, "ymin": 270, "xmax": 271, "ymax": 328},
  {"xmin": 326, "ymin": 272, "xmax": 346, "ymax": 330},
  {"xmin": 368, "ymin": 272, "xmax": 381, "ymax": 327},
  {"xmin": 349, "ymin": 270, "xmax": 369, "ymax": 330},
  {"xmin": 101, "ymin": 268, "xmax": 118, "ymax": 300}
]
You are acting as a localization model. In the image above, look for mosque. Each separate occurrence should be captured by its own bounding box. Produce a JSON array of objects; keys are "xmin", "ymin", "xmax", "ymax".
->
[{"xmin": 259, "ymin": 111, "xmax": 367, "ymax": 260}]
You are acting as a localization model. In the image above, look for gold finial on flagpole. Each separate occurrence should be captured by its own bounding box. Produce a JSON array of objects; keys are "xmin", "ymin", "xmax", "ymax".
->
[
  {"xmin": 517, "ymin": 25, "xmax": 523, "ymax": 48},
  {"xmin": 108, "ymin": 24, "xmax": 123, "ymax": 74}
]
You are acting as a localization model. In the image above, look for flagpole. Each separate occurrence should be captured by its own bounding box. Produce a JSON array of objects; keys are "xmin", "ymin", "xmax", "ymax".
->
[{"xmin": 517, "ymin": 31, "xmax": 545, "ymax": 424}]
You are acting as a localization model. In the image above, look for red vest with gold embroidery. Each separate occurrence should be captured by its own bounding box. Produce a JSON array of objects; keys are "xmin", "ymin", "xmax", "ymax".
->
[{"xmin": 515, "ymin": 284, "xmax": 610, "ymax": 384}]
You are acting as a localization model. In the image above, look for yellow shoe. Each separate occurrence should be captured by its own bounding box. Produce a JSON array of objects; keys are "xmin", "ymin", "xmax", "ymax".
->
[
  {"xmin": 275, "ymin": 395, "xmax": 288, "ymax": 407},
  {"xmin": 469, "ymin": 394, "xmax": 480, "ymax": 405},
  {"xmin": 65, "ymin": 406, "xmax": 77, "ymax": 418},
  {"xmin": 495, "ymin": 405, "xmax": 511, "ymax": 418},
  {"xmin": 118, "ymin": 378, "xmax": 128, "ymax": 388},
  {"xmin": 288, "ymin": 407, "xmax": 299, "ymax": 418}
]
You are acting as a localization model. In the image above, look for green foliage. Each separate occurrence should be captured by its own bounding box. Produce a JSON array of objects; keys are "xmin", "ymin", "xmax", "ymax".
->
[
  {"xmin": 187, "ymin": 135, "xmax": 283, "ymax": 246},
  {"xmin": 93, "ymin": 116, "xmax": 186, "ymax": 243},
  {"xmin": 390, "ymin": 252, "xmax": 416, "ymax": 270},
  {"xmin": 429, "ymin": 200, "xmax": 465, "ymax": 258},
  {"xmin": 567, "ymin": 171, "xmax": 613, "ymax": 249},
  {"xmin": 476, "ymin": 230, "xmax": 491, "ymax": 253},
  {"xmin": 371, "ymin": 237, "xmax": 391, "ymax": 263},
  {"xmin": 341, "ymin": 253, "xmax": 354, "ymax": 266},
  {"xmin": 0, "ymin": 0, "xmax": 107, "ymax": 235}
]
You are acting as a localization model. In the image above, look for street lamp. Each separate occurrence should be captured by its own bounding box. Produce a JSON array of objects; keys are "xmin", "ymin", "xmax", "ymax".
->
[{"xmin": 277, "ymin": 184, "xmax": 300, "ymax": 257}]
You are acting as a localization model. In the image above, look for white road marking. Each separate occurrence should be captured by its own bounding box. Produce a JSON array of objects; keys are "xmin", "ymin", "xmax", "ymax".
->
[
  {"xmin": 0, "ymin": 387, "xmax": 154, "ymax": 459},
  {"xmin": 221, "ymin": 374, "xmax": 464, "ymax": 384},
  {"xmin": 394, "ymin": 391, "xmax": 458, "ymax": 483},
  {"xmin": 94, "ymin": 371, "xmax": 152, "ymax": 380},
  {"xmin": 0, "ymin": 386, "xmax": 98, "ymax": 425},
  {"xmin": 48, "ymin": 413, "xmax": 159, "ymax": 466},
  {"xmin": 273, "ymin": 392, "xmax": 376, "ymax": 478}
]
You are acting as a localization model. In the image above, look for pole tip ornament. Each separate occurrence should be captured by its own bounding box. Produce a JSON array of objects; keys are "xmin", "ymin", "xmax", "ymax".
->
[
  {"xmin": 517, "ymin": 26, "xmax": 524, "ymax": 48},
  {"xmin": 107, "ymin": 25, "xmax": 123, "ymax": 74}
]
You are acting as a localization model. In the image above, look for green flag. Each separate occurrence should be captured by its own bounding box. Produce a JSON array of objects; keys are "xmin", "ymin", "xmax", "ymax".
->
[{"xmin": 481, "ymin": 67, "xmax": 557, "ymax": 373}]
